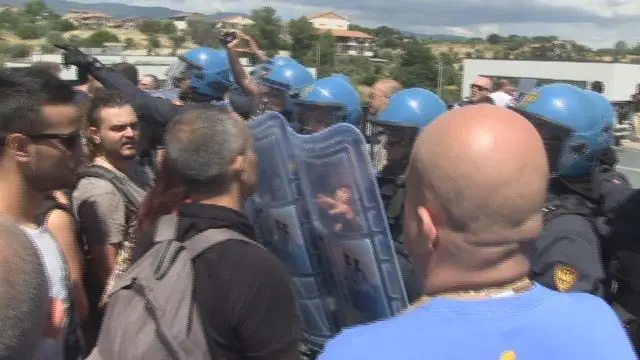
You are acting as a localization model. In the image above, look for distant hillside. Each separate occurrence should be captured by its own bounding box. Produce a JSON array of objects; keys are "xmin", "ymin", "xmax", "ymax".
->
[
  {"xmin": 1, "ymin": 0, "xmax": 246, "ymax": 20},
  {"xmin": 403, "ymin": 31, "xmax": 468, "ymax": 41}
]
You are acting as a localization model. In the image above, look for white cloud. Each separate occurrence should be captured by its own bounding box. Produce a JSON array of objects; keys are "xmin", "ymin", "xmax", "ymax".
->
[{"xmin": 82, "ymin": 0, "xmax": 640, "ymax": 48}]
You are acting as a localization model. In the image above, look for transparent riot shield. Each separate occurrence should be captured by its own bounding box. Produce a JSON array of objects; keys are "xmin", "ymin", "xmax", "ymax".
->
[
  {"xmin": 245, "ymin": 112, "xmax": 337, "ymax": 352},
  {"xmin": 289, "ymin": 123, "xmax": 409, "ymax": 327}
]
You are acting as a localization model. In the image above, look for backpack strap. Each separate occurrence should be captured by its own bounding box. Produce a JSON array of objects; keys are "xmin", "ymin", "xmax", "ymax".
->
[
  {"xmin": 77, "ymin": 165, "xmax": 141, "ymax": 208},
  {"xmin": 150, "ymin": 214, "xmax": 265, "ymax": 280},
  {"xmin": 184, "ymin": 228, "xmax": 265, "ymax": 259}
]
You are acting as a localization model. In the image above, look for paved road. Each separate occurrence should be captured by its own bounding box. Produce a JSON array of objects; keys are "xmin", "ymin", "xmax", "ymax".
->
[{"xmin": 617, "ymin": 145, "xmax": 640, "ymax": 188}]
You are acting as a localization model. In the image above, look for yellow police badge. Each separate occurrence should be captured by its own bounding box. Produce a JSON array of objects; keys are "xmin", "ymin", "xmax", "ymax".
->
[
  {"xmin": 519, "ymin": 92, "xmax": 539, "ymax": 106},
  {"xmin": 553, "ymin": 264, "xmax": 578, "ymax": 292},
  {"xmin": 300, "ymin": 84, "xmax": 313, "ymax": 98},
  {"xmin": 500, "ymin": 350, "xmax": 516, "ymax": 360}
]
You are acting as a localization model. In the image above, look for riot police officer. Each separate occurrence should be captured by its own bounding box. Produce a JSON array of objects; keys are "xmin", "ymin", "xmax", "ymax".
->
[
  {"xmin": 365, "ymin": 88, "xmax": 448, "ymax": 302},
  {"xmin": 292, "ymin": 74, "xmax": 362, "ymax": 134},
  {"xmin": 513, "ymin": 83, "xmax": 614, "ymax": 296},
  {"xmin": 56, "ymin": 44, "xmax": 235, "ymax": 127}
]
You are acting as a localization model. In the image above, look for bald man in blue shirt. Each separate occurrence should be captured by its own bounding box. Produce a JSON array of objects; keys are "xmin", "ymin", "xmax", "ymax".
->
[{"xmin": 319, "ymin": 105, "xmax": 636, "ymax": 360}]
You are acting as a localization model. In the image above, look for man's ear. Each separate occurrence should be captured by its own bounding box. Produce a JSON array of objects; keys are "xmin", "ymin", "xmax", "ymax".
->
[
  {"xmin": 5, "ymin": 133, "xmax": 31, "ymax": 164},
  {"xmin": 229, "ymin": 154, "xmax": 245, "ymax": 176},
  {"xmin": 87, "ymin": 127, "xmax": 100, "ymax": 145},
  {"xmin": 417, "ymin": 205, "xmax": 438, "ymax": 250}
]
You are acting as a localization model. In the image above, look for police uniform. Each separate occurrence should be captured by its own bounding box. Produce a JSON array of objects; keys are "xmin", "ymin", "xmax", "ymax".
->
[{"xmin": 516, "ymin": 84, "xmax": 625, "ymax": 297}]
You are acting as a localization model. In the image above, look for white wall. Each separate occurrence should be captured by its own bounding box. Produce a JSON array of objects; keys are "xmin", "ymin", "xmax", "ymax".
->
[
  {"xmin": 309, "ymin": 18, "xmax": 349, "ymax": 30},
  {"xmin": 462, "ymin": 59, "xmax": 640, "ymax": 101}
]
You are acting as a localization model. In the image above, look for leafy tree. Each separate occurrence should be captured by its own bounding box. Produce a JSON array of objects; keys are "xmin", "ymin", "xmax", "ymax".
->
[
  {"xmin": 15, "ymin": 24, "xmax": 43, "ymax": 40},
  {"xmin": 82, "ymin": 30, "xmax": 119, "ymax": 47},
  {"xmin": 22, "ymin": 0, "xmax": 52, "ymax": 20},
  {"xmin": 138, "ymin": 20, "xmax": 164, "ymax": 35},
  {"xmin": 123, "ymin": 37, "xmax": 136, "ymax": 49},
  {"xmin": 287, "ymin": 17, "xmax": 316, "ymax": 65},
  {"xmin": 314, "ymin": 32, "xmax": 336, "ymax": 77},
  {"xmin": 46, "ymin": 31, "xmax": 65, "ymax": 46},
  {"xmin": 244, "ymin": 6, "xmax": 283, "ymax": 56},
  {"xmin": 486, "ymin": 33, "xmax": 502, "ymax": 45},
  {"xmin": 187, "ymin": 18, "xmax": 219, "ymax": 48},
  {"xmin": 169, "ymin": 33, "xmax": 187, "ymax": 55},
  {"xmin": 162, "ymin": 21, "xmax": 177, "ymax": 36},
  {"xmin": 0, "ymin": 9, "xmax": 20, "ymax": 29},
  {"xmin": 146, "ymin": 34, "xmax": 161, "ymax": 55},
  {"xmin": 66, "ymin": 34, "xmax": 83, "ymax": 47},
  {"xmin": 391, "ymin": 40, "xmax": 438, "ymax": 89},
  {"xmin": 52, "ymin": 19, "xmax": 76, "ymax": 32},
  {"xmin": 0, "ymin": 43, "xmax": 32, "ymax": 58},
  {"xmin": 334, "ymin": 56, "xmax": 379, "ymax": 85}
]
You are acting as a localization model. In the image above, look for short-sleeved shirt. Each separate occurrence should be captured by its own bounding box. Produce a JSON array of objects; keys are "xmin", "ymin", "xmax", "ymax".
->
[
  {"xmin": 72, "ymin": 164, "xmax": 149, "ymax": 247},
  {"xmin": 22, "ymin": 226, "xmax": 71, "ymax": 360}
]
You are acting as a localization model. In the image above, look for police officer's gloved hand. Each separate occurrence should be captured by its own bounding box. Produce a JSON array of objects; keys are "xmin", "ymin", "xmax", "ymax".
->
[{"xmin": 54, "ymin": 43, "xmax": 104, "ymax": 70}]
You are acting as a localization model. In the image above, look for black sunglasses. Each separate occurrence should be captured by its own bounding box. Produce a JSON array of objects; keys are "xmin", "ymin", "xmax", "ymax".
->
[
  {"xmin": 25, "ymin": 131, "xmax": 81, "ymax": 150},
  {"xmin": 471, "ymin": 84, "xmax": 490, "ymax": 92}
]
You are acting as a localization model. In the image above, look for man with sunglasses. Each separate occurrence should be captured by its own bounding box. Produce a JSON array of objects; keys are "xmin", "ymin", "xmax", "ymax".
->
[
  {"xmin": 0, "ymin": 67, "xmax": 83, "ymax": 359},
  {"xmin": 454, "ymin": 76, "xmax": 495, "ymax": 108}
]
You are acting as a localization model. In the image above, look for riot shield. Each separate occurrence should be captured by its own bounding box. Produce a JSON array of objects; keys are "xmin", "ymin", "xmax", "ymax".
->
[
  {"xmin": 289, "ymin": 123, "xmax": 409, "ymax": 327},
  {"xmin": 245, "ymin": 112, "xmax": 337, "ymax": 352}
]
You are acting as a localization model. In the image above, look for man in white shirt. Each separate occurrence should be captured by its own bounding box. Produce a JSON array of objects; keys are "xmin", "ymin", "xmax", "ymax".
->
[{"xmin": 491, "ymin": 79, "xmax": 515, "ymax": 107}]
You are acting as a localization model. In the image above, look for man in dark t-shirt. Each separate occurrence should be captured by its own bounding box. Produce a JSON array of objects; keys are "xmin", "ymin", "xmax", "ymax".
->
[{"xmin": 133, "ymin": 107, "xmax": 301, "ymax": 359}]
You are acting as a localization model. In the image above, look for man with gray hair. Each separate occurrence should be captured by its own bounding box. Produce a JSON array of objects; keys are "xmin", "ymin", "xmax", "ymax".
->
[
  {"xmin": 0, "ymin": 220, "xmax": 50, "ymax": 360},
  {"xmin": 132, "ymin": 108, "xmax": 301, "ymax": 359}
]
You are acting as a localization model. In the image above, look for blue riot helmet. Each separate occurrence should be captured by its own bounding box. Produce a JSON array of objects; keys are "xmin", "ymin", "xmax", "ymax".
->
[
  {"xmin": 366, "ymin": 88, "xmax": 447, "ymax": 176},
  {"xmin": 584, "ymin": 89, "xmax": 615, "ymax": 149},
  {"xmin": 512, "ymin": 83, "xmax": 602, "ymax": 178},
  {"xmin": 292, "ymin": 74, "xmax": 362, "ymax": 134},
  {"xmin": 259, "ymin": 60, "xmax": 315, "ymax": 114},
  {"xmin": 176, "ymin": 47, "xmax": 232, "ymax": 99}
]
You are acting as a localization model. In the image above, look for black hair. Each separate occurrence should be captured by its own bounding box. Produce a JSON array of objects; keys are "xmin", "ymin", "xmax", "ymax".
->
[
  {"xmin": 86, "ymin": 90, "xmax": 131, "ymax": 129},
  {"xmin": 0, "ymin": 68, "xmax": 75, "ymax": 137}
]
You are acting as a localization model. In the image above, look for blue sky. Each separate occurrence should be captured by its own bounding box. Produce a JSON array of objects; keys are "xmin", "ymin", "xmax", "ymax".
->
[{"xmin": 77, "ymin": 0, "xmax": 640, "ymax": 48}]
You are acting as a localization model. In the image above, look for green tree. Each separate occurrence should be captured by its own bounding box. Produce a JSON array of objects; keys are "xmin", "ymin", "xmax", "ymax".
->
[
  {"xmin": 0, "ymin": 9, "xmax": 20, "ymax": 29},
  {"xmin": 15, "ymin": 24, "xmax": 44, "ymax": 40},
  {"xmin": 486, "ymin": 33, "xmax": 502, "ymax": 45},
  {"xmin": 0, "ymin": 43, "xmax": 32, "ymax": 59},
  {"xmin": 162, "ymin": 21, "xmax": 177, "ymax": 36},
  {"xmin": 123, "ymin": 37, "xmax": 136, "ymax": 49},
  {"xmin": 314, "ymin": 32, "xmax": 336, "ymax": 77},
  {"xmin": 22, "ymin": 0, "xmax": 52, "ymax": 20},
  {"xmin": 146, "ymin": 34, "xmax": 161, "ymax": 55},
  {"xmin": 138, "ymin": 19, "xmax": 164, "ymax": 35},
  {"xmin": 82, "ymin": 29, "xmax": 119, "ymax": 47},
  {"xmin": 52, "ymin": 19, "xmax": 76, "ymax": 32},
  {"xmin": 66, "ymin": 34, "xmax": 83, "ymax": 47},
  {"xmin": 245, "ymin": 6, "xmax": 283, "ymax": 56},
  {"xmin": 392, "ymin": 40, "xmax": 438, "ymax": 89},
  {"xmin": 287, "ymin": 17, "xmax": 316, "ymax": 65},
  {"xmin": 46, "ymin": 31, "xmax": 65, "ymax": 46},
  {"xmin": 169, "ymin": 33, "xmax": 187, "ymax": 55},
  {"xmin": 334, "ymin": 56, "xmax": 378, "ymax": 85},
  {"xmin": 187, "ymin": 18, "xmax": 219, "ymax": 48}
]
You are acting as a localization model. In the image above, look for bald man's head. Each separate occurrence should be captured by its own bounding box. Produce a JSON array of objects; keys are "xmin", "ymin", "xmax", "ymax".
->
[
  {"xmin": 368, "ymin": 79, "xmax": 403, "ymax": 115},
  {"xmin": 404, "ymin": 105, "xmax": 548, "ymax": 285}
]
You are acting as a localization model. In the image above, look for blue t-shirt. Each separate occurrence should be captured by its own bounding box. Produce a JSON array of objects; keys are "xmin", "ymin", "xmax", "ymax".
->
[{"xmin": 319, "ymin": 284, "xmax": 636, "ymax": 360}]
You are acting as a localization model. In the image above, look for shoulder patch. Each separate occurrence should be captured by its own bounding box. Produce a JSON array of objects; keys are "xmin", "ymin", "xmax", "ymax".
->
[
  {"xmin": 519, "ymin": 91, "xmax": 539, "ymax": 106},
  {"xmin": 553, "ymin": 264, "xmax": 578, "ymax": 292}
]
